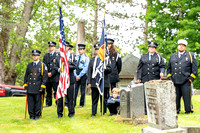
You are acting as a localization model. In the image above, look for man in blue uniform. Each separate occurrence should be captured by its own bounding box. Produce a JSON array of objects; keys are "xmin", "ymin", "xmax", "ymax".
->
[
  {"xmin": 167, "ymin": 39, "xmax": 198, "ymax": 114},
  {"xmin": 24, "ymin": 50, "xmax": 48, "ymax": 120},
  {"xmin": 74, "ymin": 44, "xmax": 89, "ymax": 107},
  {"xmin": 43, "ymin": 41, "xmax": 60, "ymax": 107},
  {"xmin": 57, "ymin": 42, "xmax": 77, "ymax": 118},
  {"xmin": 136, "ymin": 41, "xmax": 165, "ymax": 114}
]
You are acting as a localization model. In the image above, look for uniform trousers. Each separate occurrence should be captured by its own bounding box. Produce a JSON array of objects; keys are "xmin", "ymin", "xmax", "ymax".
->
[
  {"xmin": 100, "ymin": 87, "xmax": 110, "ymax": 114},
  {"xmin": 74, "ymin": 74, "xmax": 87, "ymax": 107},
  {"xmin": 46, "ymin": 81, "xmax": 58, "ymax": 106},
  {"xmin": 28, "ymin": 93, "xmax": 42, "ymax": 119},
  {"xmin": 174, "ymin": 80, "xmax": 193, "ymax": 113},
  {"xmin": 110, "ymin": 82, "xmax": 117, "ymax": 91},
  {"xmin": 91, "ymin": 87, "xmax": 99, "ymax": 115},
  {"xmin": 57, "ymin": 84, "xmax": 75, "ymax": 117}
]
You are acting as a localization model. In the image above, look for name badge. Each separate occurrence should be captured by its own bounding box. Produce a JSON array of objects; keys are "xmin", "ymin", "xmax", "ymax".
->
[{"xmin": 186, "ymin": 57, "xmax": 188, "ymax": 61}]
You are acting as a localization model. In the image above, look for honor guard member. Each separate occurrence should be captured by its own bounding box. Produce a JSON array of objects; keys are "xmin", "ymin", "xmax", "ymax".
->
[
  {"xmin": 43, "ymin": 41, "xmax": 60, "ymax": 107},
  {"xmin": 68, "ymin": 43, "xmax": 74, "ymax": 53},
  {"xmin": 24, "ymin": 50, "xmax": 48, "ymax": 120},
  {"xmin": 107, "ymin": 38, "xmax": 122, "ymax": 91},
  {"xmin": 57, "ymin": 41, "xmax": 77, "ymax": 118},
  {"xmin": 136, "ymin": 41, "xmax": 165, "ymax": 114},
  {"xmin": 74, "ymin": 44, "xmax": 89, "ymax": 107},
  {"xmin": 167, "ymin": 39, "xmax": 198, "ymax": 114},
  {"xmin": 87, "ymin": 44, "xmax": 112, "ymax": 116}
]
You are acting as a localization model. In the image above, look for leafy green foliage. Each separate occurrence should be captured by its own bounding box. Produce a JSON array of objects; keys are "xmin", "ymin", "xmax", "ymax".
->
[{"xmin": 138, "ymin": 0, "xmax": 200, "ymax": 89}]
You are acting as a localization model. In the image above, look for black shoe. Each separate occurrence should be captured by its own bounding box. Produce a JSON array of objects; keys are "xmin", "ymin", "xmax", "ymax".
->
[
  {"xmin": 91, "ymin": 114, "xmax": 96, "ymax": 117},
  {"xmin": 44, "ymin": 105, "xmax": 51, "ymax": 108},
  {"xmin": 68, "ymin": 114, "xmax": 74, "ymax": 118},
  {"xmin": 58, "ymin": 115, "xmax": 63, "ymax": 118},
  {"xmin": 35, "ymin": 117, "xmax": 39, "ymax": 120},
  {"xmin": 109, "ymin": 113, "xmax": 113, "ymax": 116},
  {"xmin": 30, "ymin": 117, "xmax": 35, "ymax": 120},
  {"xmin": 78, "ymin": 105, "xmax": 83, "ymax": 108},
  {"xmin": 177, "ymin": 111, "xmax": 180, "ymax": 114}
]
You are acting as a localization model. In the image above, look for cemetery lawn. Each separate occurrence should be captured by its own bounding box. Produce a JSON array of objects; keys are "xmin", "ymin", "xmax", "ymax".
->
[{"xmin": 0, "ymin": 95, "xmax": 200, "ymax": 133}]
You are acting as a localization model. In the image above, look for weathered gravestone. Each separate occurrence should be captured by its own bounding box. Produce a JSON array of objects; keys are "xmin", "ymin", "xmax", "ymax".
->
[
  {"xmin": 131, "ymin": 83, "xmax": 145, "ymax": 119},
  {"xmin": 142, "ymin": 80, "xmax": 185, "ymax": 133},
  {"xmin": 120, "ymin": 86, "xmax": 131, "ymax": 118}
]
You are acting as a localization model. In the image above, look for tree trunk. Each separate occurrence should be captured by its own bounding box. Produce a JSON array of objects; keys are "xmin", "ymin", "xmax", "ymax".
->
[
  {"xmin": 76, "ymin": 19, "xmax": 85, "ymax": 56},
  {"xmin": 92, "ymin": 0, "xmax": 98, "ymax": 57},
  {"xmin": 0, "ymin": 0, "xmax": 36, "ymax": 85},
  {"xmin": 143, "ymin": 0, "xmax": 148, "ymax": 44}
]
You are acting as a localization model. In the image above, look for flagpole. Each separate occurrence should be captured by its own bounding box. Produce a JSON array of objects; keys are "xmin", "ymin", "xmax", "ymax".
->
[{"xmin": 101, "ymin": 10, "xmax": 106, "ymax": 116}]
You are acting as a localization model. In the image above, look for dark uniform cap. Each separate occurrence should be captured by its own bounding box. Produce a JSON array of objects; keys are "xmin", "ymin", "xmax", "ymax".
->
[
  {"xmin": 66, "ymin": 41, "xmax": 73, "ymax": 49},
  {"xmin": 32, "ymin": 50, "xmax": 41, "ymax": 56},
  {"xmin": 94, "ymin": 43, "xmax": 100, "ymax": 50},
  {"xmin": 107, "ymin": 38, "xmax": 114, "ymax": 44},
  {"xmin": 48, "ymin": 41, "xmax": 56, "ymax": 47},
  {"xmin": 148, "ymin": 41, "xmax": 158, "ymax": 48},
  {"xmin": 78, "ymin": 44, "xmax": 86, "ymax": 49}
]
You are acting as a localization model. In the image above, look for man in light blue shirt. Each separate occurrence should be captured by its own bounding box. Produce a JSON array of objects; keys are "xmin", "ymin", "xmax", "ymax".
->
[{"xmin": 74, "ymin": 44, "xmax": 89, "ymax": 107}]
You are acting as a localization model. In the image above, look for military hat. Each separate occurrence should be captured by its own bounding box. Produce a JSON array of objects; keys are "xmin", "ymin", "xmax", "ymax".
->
[
  {"xmin": 32, "ymin": 50, "xmax": 41, "ymax": 56},
  {"xmin": 78, "ymin": 44, "xmax": 86, "ymax": 49},
  {"xmin": 148, "ymin": 41, "xmax": 158, "ymax": 48},
  {"xmin": 66, "ymin": 41, "xmax": 73, "ymax": 50},
  {"xmin": 178, "ymin": 39, "xmax": 187, "ymax": 46},
  {"xmin": 107, "ymin": 38, "xmax": 114, "ymax": 44},
  {"xmin": 94, "ymin": 43, "xmax": 100, "ymax": 50},
  {"xmin": 48, "ymin": 41, "xmax": 56, "ymax": 47}
]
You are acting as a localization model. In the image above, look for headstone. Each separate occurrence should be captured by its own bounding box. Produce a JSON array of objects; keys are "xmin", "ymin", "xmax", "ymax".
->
[
  {"xmin": 131, "ymin": 83, "xmax": 145, "ymax": 119},
  {"xmin": 120, "ymin": 86, "xmax": 131, "ymax": 118},
  {"xmin": 142, "ymin": 80, "xmax": 184, "ymax": 133},
  {"xmin": 181, "ymin": 127, "xmax": 200, "ymax": 133}
]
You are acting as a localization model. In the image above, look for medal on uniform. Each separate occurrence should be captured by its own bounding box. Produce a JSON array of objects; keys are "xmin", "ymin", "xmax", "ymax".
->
[
  {"xmin": 53, "ymin": 59, "xmax": 55, "ymax": 62},
  {"xmin": 39, "ymin": 68, "xmax": 41, "ymax": 72},
  {"xmin": 186, "ymin": 57, "xmax": 188, "ymax": 61},
  {"xmin": 112, "ymin": 56, "xmax": 115, "ymax": 60}
]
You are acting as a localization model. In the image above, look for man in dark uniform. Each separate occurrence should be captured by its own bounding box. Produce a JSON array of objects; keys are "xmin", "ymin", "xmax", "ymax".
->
[
  {"xmin": 24, "ymin": 50, "xmax": 48, "ymax": 120},
  {"xmin": 136, "ymin": 41, "xmax": 165, "ymax": 114},
  {"xmin": 87, "ymin": 44, "xmax": 112, "ymax": 116},
  {"xmin": 107, "ymin": 38, "xmax": 122, "ymax": 90},
  {"xmin": 74, "ymin": 44, "xmax": 89, "ymax": 108},
  {"xmin": 167, "ymin": 39, "xmax": 198, "ymax": 114},
  {"xmin": 43, "ymin": 41, "xmax": 60, "ymax": 107},
  {"xmin": 57, "ymin": 41, "xmax": 77, "ymax": 118}
]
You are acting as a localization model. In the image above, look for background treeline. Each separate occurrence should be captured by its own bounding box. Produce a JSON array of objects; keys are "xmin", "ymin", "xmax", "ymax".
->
[{"xmin": 1, "ymin": 0, "xmax": 200, "ymax": 89}]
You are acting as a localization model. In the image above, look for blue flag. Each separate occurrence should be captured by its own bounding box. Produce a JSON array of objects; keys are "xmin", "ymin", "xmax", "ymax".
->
[{"xmin": 96, "ymin": 18, "xmax": 108, "ymax": 95}]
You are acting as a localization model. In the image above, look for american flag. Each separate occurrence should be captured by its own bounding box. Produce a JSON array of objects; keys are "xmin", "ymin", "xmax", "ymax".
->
[
  {"xmin": 56, "ymin": 6, "xmax": 70, "ymax": 101},
  {"xmin": 96, "ymin": 18, "xmax": 108, "ymax": 95}
]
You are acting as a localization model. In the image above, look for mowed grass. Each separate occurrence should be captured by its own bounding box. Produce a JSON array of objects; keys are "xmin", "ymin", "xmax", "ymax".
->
[{"xmin": 0, "ymin": 95, "xmax": 200, "ymax": 133}]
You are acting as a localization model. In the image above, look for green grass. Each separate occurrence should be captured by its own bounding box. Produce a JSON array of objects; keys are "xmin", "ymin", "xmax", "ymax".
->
[{"xmin": 0, "ymin": 95, "xmax": 200, "ymax": 133}]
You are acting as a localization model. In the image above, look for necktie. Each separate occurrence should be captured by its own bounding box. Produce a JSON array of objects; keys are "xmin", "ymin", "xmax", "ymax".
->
[
  {"xmin": 179, "ymin": 54, "xmax": 182, "ymax": 58},
  {"xmin": 33, "ymin": 62, "xmax": 36, "ymax": 66},
  {"xmin": 77, "ymin": 56, "xmax": 81, "ymax": 67}
]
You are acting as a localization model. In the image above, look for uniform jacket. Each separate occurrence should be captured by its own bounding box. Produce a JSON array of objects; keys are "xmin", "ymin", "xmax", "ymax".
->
[
  {"xmin": 74, "ymin": 53, "xmax": 89, "ymax": 78},
  {"xmin": 43, "ymin": 52, "xmax": 60, "ymax": 83},
  {"xmin": 137, "ymin": 53, "xmax": 165, "ymax": 83},
  {"xmin": 167, "ymin": 51, "xmax": 198, "ymax": 84},
  {"xmin": 87, "ymin": 56, "xmax": 112, "ymax": 88},
  {"xmin": 67, "ymin": 52, "xmax": 77, "ymax": 84},
  {"xmin": 109, "ymin": 52, "xmax": 122, "ymax": 83},
  {"xmin": 24, "ymin": 61, "xmax": 48, "ymax": 94}
]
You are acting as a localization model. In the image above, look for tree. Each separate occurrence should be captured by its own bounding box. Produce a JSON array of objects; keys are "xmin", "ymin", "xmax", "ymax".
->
[{"xmin": 139, "ymin": 0, "xmax": 200, "ymax": 89}]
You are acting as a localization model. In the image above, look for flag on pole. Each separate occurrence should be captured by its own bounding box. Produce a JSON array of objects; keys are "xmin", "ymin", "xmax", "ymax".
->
[
  {"xmin": 96, "ymin": 18, "xmax": 108, "ymax": 95},
  {"xmin": 56, "ymin": 5, "xmax": 70, "ymax": 101}
]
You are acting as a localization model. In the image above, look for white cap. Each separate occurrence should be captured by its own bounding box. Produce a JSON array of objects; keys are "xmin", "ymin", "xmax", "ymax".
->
[{"xmin": 178, "ymin": 39, "xmax": 188, "ymax": 46}]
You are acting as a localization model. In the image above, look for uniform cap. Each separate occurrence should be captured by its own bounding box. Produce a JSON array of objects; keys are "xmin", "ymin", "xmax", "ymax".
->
[
  {"xmin": 94, "ymin": 43, "xmax": 100, "ymax": 50},
  {"xmin": 178, "ymin": 39, "xmax": 187, "ymax": 46},
  {"xmin": 148, "ymin": 41, "xmax": 158, "ymax": 48},
  {"xmin": 78, "ymin": 44, "xmax": 86, "ymax": 49},
  {"xmin": 48, "ymin": 41, "xmax": 56, "ymax": 47},
  {"xmin": 66, "ymin": 41, "xmax": 73, "ymax": 49},
  {"xmin": 32, "ymin": 50, "xmax": 41, "ymax": 56},
  {"xmin": 107, "ymin": 38, "xmax": 114, "ymax": 44}
]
